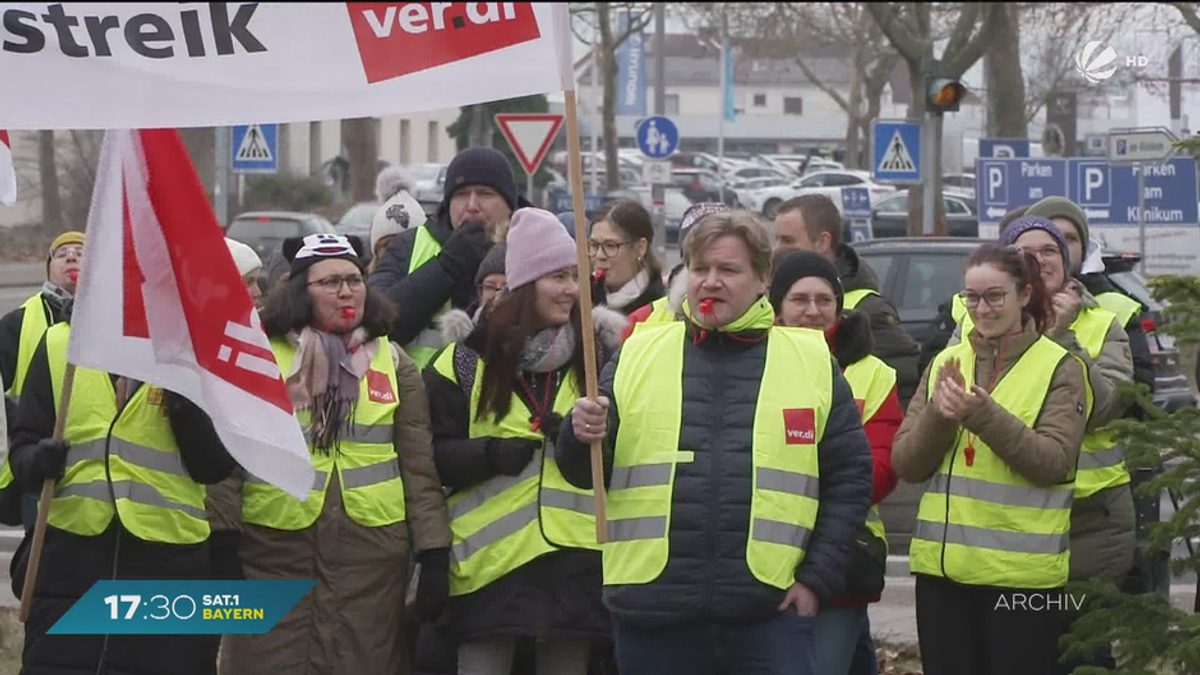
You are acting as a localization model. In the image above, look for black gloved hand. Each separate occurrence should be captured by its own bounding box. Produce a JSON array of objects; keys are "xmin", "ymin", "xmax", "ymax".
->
[
  {"xmin": 414, "ymin": 548, "xmax": 450, "ymax": 622},
  {"xmin": 486, "ymin": 438, "xmax": 540, "ymax": 476},
  {"xmin": 19, "ymin": 439, "xmax": 70, "ymax": 488},
  {"xmin": 438, "ymin": 221, "xmax": 492, "ymax": 281},
  {"xmin": 208, "ymin": 530, "xmax": 245, "ymax": 580}
]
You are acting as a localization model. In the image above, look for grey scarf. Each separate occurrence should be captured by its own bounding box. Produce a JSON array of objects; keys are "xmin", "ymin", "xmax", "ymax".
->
[{"xmin": 519, "ymin": 324, "xmax": 576, "ymax": 373}]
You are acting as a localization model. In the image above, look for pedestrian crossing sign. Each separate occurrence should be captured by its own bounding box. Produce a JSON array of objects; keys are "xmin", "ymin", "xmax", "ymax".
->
[
  {"xmin": 871, "ymin": 120, "xmax": 921, "ymax": 184},
  {"xmin": 231, "ymin": 123, "xmax": 279, "ymax": 174}
]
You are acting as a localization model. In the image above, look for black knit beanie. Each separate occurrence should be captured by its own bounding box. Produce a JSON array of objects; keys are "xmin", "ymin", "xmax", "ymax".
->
[
  {"xmin": 769, "ymin": 250, "xmax": 844, "ymax": 316},
  {"xmin": 441, "ymin": 147, "xmax": 519, "ymax": 213}
]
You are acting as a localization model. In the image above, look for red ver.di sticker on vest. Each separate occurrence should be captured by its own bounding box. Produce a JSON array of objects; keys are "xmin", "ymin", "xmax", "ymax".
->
[
  {"xmin": 783, "ymin": 408, "xmax": 816, "ymax": 445},
  {"xmin": 367, "ymin": 370, "xmax": 396, "ymax": 404}
]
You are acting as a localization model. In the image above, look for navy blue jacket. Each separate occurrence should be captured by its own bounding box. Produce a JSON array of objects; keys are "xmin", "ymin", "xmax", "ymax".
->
[{"xmin": 557, "ymin": 320, "xmax": 872, "ymax": 629}]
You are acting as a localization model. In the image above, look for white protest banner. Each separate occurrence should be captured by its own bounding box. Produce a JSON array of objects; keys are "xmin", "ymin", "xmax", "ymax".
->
[{"xmin": 0, "ymin": 3, "xmax": 573, "ymax": 128}]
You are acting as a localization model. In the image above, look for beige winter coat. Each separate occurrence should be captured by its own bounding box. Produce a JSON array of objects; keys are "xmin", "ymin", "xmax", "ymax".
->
[{"xmin": 209, "ymin": 343, "xmax": 451, "ymax": 675}]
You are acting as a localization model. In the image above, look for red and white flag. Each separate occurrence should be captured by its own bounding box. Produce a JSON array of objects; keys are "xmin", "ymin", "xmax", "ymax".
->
[
  {"xmin": 0, "ymin": 130, "xmax": 15, "ymax": 205},
  {"xmin": 69, "ymin": 129, "xmax": 313, "ymax": 499}
]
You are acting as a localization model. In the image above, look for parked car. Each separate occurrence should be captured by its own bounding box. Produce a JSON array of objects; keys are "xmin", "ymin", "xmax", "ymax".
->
[
  {"xmin": 849, "ymin": 237, "xmax": 1195, "ymax": 552},
  {"xmin": 942, "ymin": 172, "xmax": 976, "ymax": 200},
  {"xmin": 743, "ymin": 170, "xmax": 895, "ymax": 219},
  {"xmin": 407, "ymin": 163, "xmax": 446, "ymax": 210},
  {"xmin": 870, "ymin": 190, "xmax": 978, "ymax": 238},
  {"xmin": 671, "ymin": 168, "xmax": 737, "ymax": 206},
  {"xmin": 723, "ymin": 165, "xmax": 791, "ymax": 183},
  {"xmin": 225, "ymin": 211, "xmax": 338, "ymax": 262}
]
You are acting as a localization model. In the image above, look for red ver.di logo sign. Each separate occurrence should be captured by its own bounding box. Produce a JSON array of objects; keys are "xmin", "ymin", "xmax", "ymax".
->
[{"xmin": 347, "ymin": 3, "xmax": 542, "ymax": 84}]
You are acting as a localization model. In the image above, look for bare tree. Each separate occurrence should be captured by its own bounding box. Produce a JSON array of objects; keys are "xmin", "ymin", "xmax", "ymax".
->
[
  {"xmin": 1016, "ymin": 3, "xmax": 1123, "ymax": 125},
  {"xmin": 38, "ymin": 131, "xmax": 63, "ymax": 234},
  {"xmin": 684, "ymin": 3, "xmax": 900, "ymax": 170},
  {"xmin": 572, "ymin": 3, "xmax": 654, "ymax": 191},
  {"xmin": 340, "ymin": 117, "xmax": 378, "ymax": 203},
  {"xmin": 985, "ymin": 4, "xmax": 1025, "ymax": 138},
  {"xmin": 867, "ymin": 3, "xmax": 998, "ymax": 235}
]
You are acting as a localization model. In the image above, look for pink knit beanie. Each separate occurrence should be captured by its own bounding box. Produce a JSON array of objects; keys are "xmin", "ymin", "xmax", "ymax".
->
[{"xmin": 504, "ymin": 208, "xmax": 578, "ymax": 290}]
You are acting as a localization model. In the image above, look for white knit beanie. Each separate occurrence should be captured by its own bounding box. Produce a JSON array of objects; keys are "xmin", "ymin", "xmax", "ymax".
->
[
  {"xmin": 225, "ymin": 237, "xmax": 262, "ymax": 277},
  {"xmin": 371, "ymin": 191, "xmax": 426, "ymax": 252}
]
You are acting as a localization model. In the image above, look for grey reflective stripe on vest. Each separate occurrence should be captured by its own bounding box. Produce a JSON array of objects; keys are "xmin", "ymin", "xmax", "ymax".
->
[
  {"xmin": 448, "ymin": 454, "xmax": 542, "ymax": 520},
  {"xmin": 302, "ymin": 423, "xmax": 393, "ymax": 446},
  {"xmin": 752, "ymin": 518, "xmax": 812, "ymax": 550},
  {"xmin": 247, "ymin": 470, "xmax": 329, "ymax": 492},
  {"xmin": 540, "ymin": 488, "xmax": 594, "ymax": 515},
  {"xmin": 1079, "ymin": 446, "xmax": 1125, "ymax": 471},
  {"xmin": 340, "ymin": 461, "xmax": 401, "ymax": 489},
  {"xmin": 65, "ymin": 438, "xmax": 190, "ymax": 479},
  {"xmin": 927, "ymin": 474, "xmax": 1072, "ymax": 511},
  {"xmin": 610, "ymin": 463, "xmax": 672, "ymax": 490},
  {"xmin": 607, "ymin": 515, "xmax": 667, "ymax": 541},
  {"xmin": 913, "ymin": 519, "xmax": 1069, "ymax": 555},
  {"xmin": 56, "ymin": 479, "xmax": 207, "ymax": 520},
  {"xmin": 451, "ymin": 501, "xmax": 539, "ymax": 563},
  {"xmin": 757, "ymin": 467, "xmax": 819, "ymax": 500}
]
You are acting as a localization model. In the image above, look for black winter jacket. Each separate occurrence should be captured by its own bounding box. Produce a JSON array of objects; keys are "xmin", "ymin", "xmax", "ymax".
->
[
  {"xmin": 834, "ymin": 245, "xmax": 921, "ymax": 407},
  {"xmin": 1, "ymin": 290, "xmax": 68, "ymax": 425},
  {"xmin": 370, "ymin": 200, "xmax": 531, "ymax": 346},
  {"xmin": 555, "ymin": 319, "xmax": 873, "ymax": 629},
  {"xmin": 421, "ymin": 322, "xmax": 614, "ymax": 643},
  {"xmin": 9, "ymin": 331, "xmax": 236, "ymax": 675}
]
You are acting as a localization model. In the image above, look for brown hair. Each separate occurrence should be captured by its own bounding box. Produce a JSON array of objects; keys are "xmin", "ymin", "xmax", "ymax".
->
[
  {"xmin": 476, "ymin": 284, "xmax": 585, "ymax": 422},
  {"xmin": 593, "ymin": 200, "xmax": 663, "ymax": 282},
  {"xmin": 965, "ymin": 243, "xmax": 1053, "ymax": 333},
  {"xmin": 683, "ymin": 210, "xmax": 773, "ymax": 277},
  {"xmin": 777, "ymin": 194, "xmax": 842, "ymax": 249}
]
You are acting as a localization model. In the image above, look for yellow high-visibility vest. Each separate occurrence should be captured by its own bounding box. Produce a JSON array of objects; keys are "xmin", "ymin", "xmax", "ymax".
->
[
  {"xmin": 911, "ymin": 335, "xmax": 1087, "ymax": 588},
  {"xmin": 431, "ymin": 344, "xmax": 599, "ymax": 597},
  {"xmin": 842, "ymin": 354, "xmax": 896, "ymax": 549},
  {"xmin": 44, "ymin": 324, "xmax": 208, "ymax": 544},
  {"xmin": 843, "ymin": 289, "xmax": 879, "ymax": 311},
  {"xmin": 242, "ymin": 337, "xmax": 406, "ymax": 530},
  {"xmin": 954, "ymin": 299, "xmax": 1127, "ymax": 498},
  {"xmin": 405, "ymin": 226, "xmax": 451, "ymax": 369},
  {"xmin": 1094, "ymin": 291, "xmax": 1141, "ymax": 329},
  {"xmin": 604, "ymin": 322, "xmax": 831, "ymax": 590}
]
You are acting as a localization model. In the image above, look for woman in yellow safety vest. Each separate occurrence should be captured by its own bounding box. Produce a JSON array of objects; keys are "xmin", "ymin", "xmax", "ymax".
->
[
  {"xmin": 422, "ymin": 208, "xmax": 621, "ymax": 675},
  {"xmin": 216, "ymin": 233, "xmax": 452, "ymax": 675},
  {"xmin": 893, "ymin": 243, "xmax": 1090, "ymax": 675},
  {"xmin": 770, "ymin": 250, "xmax": 901, "ymax": 675}
]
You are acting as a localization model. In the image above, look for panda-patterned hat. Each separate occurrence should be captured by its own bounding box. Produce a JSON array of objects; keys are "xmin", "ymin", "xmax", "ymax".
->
[{"xmin": 282, "ymin": 233, "xmax": 367, "ymax": 277}]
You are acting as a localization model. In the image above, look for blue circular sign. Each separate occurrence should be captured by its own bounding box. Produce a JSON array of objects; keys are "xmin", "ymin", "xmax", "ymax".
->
[{"xmin": 636, "ymin": 116, "xmax": 679, "ymax": 160}]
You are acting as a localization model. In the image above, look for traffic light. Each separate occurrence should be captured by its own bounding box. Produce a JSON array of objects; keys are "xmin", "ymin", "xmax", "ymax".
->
[
  {"xmin": 927, "ymin": 78, "xmax": 967, "ymax": 114},
  {"xmin": 923, "ymin": 58, "xmax": 967, "ymax": 114}
]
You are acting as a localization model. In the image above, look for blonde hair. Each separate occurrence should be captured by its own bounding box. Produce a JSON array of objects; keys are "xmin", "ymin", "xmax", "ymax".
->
[{"xmin": 682, "ymin": 210, "xmax": 773, "ymax": 277}]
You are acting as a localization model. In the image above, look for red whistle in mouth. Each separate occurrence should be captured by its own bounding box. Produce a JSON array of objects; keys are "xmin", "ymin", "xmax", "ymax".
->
[
  {"xmin": 698, "ymin": 298, "xmax": 715, "ymax": 314},
  {"xmin": 592, "ymin": 269, "xmax": 606, "ymax": 283},
  {"xmin": 68, "ymin": 270, "xmax": 79, "ymax": 283},
  {"xmin": 341, "ymin": 307, "xmax": 356, "ymax": 320}
]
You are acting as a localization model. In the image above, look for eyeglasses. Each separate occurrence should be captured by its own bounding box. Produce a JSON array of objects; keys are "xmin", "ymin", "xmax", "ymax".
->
[
  {"xmin": 786, "ymin": 294, "xmax": 837, "ymax": 311},
  {"xmin": 959, "ymin": 288, "xmax": 1009, "ymax": 309},
  {"xmin": 52, "ymin": 246, "xmax": 83, "ymax": 260},
  {"xmin": 1020, "ymin": 244, "xmax": 1062, "ymax": 262},
  {"xmin": 308, "ymin": 274, "xmax": 365, "ymax": 293},
  {"xmin": 588, "ymin": 240, "xmax": 631, "ymax": 258}
]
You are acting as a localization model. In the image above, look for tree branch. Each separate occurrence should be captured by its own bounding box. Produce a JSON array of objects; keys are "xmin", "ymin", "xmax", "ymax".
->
[
  {"xmin": 942, "ymin": 3, "xmax": 982, "ymax": 61},
  {"xmin": 942, "ymin": 4, "xmax": 997, "ymax": 78},
  {"xmin": 866, "ymin": 3, "xmax": 926, "ymax": 62},
  {"xmin": 1172, "ymin": 2, "xmax": 1200, "ymax": 34},
  {"xmin": 611, "ymin": 6, "xmax": 655, "ymax": 49},
  {"xmin": 793, "ymin": 54, "xmax": 853, "ymax": 114}
]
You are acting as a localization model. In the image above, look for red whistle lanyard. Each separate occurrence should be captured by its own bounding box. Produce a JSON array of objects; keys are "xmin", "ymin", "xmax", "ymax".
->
[
  {"xmin": 962, "ymin": 333, "xmax": 1010, "ymax": 467},
  {"xmin": 518, "ymin": 371, "xmax": 555, "ymax": 432}
]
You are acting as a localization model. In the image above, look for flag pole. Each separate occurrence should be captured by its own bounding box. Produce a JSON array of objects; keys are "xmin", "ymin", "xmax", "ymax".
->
[
  {"xmin": 20, "ymin": 363, "xmax": 76, "ymax": 623},
  {"xmin": 563, "ymin": 89, "xmax": 607, "ymax": 544}
]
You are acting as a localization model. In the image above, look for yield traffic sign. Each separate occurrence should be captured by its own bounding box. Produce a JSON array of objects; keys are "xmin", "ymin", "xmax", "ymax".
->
[{"xmin": 494, "ymin": 113, "xmax": 564, "ymax": 176}]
